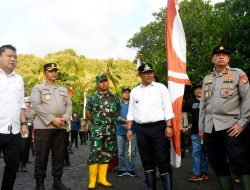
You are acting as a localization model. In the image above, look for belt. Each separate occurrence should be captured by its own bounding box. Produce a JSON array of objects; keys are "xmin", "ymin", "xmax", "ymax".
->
[{"xmin": 137, "ymin": 120, "xmax": 165, "ymax": 127}]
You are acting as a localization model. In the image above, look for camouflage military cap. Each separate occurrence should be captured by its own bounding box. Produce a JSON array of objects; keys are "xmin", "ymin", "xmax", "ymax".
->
[
  {"xmin": 44, "ymin": 63, "xmax": 58, "ymax": 71},
  {"xmin": 96, "ymin": 74, "xmax": 108, "ymax": 83},
  {"xmin": 212, "ymin": 45, "xmax": 230, "ymax": 56}
]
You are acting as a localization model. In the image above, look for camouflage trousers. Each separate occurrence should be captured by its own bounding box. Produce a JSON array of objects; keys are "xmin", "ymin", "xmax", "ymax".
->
[{"xmin": 88, "ymin": 124, "xmax": 117, "ymax": 164}]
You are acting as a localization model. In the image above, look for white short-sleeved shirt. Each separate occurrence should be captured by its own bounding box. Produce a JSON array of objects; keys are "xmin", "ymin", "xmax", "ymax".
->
[
  {"xmin": 127, "ymin": 81, "xmax": 174, "ymax": 124},
  {"xmin": 0, "ymin": 69, "xmax": 25, "ymax": 134}
]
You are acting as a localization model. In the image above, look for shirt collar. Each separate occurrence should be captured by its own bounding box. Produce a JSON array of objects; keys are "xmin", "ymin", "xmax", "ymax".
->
[
  {"xmin": 140, "ymin": 81, "xmax": 155, "ymax": 88},
  {"xmin": 212, "ymin": 66, "xmax": 230, "ymax": 76},
  {"xmin": 0, "ymin": 68, "xmax": 16, "ymax": 77}
]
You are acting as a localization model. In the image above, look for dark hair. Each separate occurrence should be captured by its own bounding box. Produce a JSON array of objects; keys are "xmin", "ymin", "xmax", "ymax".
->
[{"xmin": 0, "ymin": 45, "xmax": 16, "ymax": 55}]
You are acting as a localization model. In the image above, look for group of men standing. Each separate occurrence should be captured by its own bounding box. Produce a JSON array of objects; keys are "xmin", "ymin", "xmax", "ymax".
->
[{"xmin": 0, "ymin": 43, "xmax": 250, "ymax": 190}]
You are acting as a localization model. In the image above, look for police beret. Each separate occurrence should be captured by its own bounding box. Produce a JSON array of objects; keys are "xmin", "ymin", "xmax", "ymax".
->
[
  {"xmin": 121, "ymin": 87, "xmax": 131, "ymax": 93},
  {"xmin": 96, "ymin": 74, "xmax": 108, "ymax": 83},
  {"xmin": 138, "ymin": 63, "xmax": 154, "ymax": 73},
  {"xmin": 212, "ymin": 45, "xmax": 230, "ymax": 56},
  {"xmin": 44, "ymin": 63, "xmax": 58, "ymax": 71}
]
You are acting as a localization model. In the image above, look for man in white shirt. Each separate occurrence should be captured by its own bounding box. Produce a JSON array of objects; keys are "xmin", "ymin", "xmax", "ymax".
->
[
  {"xmin": 0, "ymin": 44, "xmax": 28, "ymax": 190},
  {"xmin": 127, "ymin": 63, "xmax": 174, "ymax": 190}
]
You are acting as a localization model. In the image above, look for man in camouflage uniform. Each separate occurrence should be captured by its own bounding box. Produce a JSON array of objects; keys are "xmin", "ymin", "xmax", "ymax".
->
[
  {"xmin": 199, "ymin": 45, "xmax": 250, "ymax": 190},
  {"xmin": 86, "ymin": 74, "xmax": 120, "ymax": 189}
]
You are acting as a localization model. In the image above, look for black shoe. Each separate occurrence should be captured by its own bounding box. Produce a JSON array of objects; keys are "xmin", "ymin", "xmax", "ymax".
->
[
  {"xmin": 53, "ymin": 178, "xmax": 71, "ymax": 190},
  {"xmin": 127, "ymin": 171, "xmax": 137, "ymax": 177},
  {"xmin": 20, "ymin": 164, "xmax": 27, "ymax": 172},
  {"xmin": 36, "ymin": 178, "xmax": 45, "ymax": 190},
  {"xmin": 117, "ymin": 170, "xmax": 127, "ymax": 177},
  {"xmin": 64, "ymin": 162, "xmax": 70, "ymax": 167}
]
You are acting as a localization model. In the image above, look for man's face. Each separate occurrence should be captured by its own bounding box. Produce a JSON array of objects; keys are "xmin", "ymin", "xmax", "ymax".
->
[
  {"xmin": 73, "ymin": 113, "xmax": 78, "ymax": 117},
  {"xmin": 97, "ymin": 80, "xmax": 109, "ymax": 91},
  {"xmin": 44, "ymin": 69, "xmax": 58, "ymax": 82},
  {"xmin": 0, "ymin": 48, "xmax": 17, "ymax": 72},
  {"xmin": 194, "ymin": 87, "xmax": 202, "ymax": 98},
  {"xmin": 122, "ymin": 90, "xmax": 130, "ymax": 100},
  {"xmin": 212, "ymin": 53, "xmax": 230, "ymax": 67},
  {"xmin": 140, "ymin": 71, "xmax": 154, "ymax": 85}
]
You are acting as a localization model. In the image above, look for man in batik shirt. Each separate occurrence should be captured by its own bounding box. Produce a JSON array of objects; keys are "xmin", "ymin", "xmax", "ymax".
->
[{"xmin": 86, "ymin": 74, "xmax": 120, "ymax": 189}]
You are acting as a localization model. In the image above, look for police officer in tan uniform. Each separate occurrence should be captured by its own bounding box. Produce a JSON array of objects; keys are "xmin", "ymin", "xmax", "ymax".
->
[
  {"xmin": 199, "ymin": 45, "xmax": 250, "ymax": 190},
  {"xmin": 31, "ymin": 63, "xmax": 72, "ymax": 190}
]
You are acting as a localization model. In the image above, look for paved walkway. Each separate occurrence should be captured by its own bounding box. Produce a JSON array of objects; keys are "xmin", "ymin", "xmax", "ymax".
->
[{"xmin": 0, "ymin": 141, "xmax": 241, "ymax": 190}]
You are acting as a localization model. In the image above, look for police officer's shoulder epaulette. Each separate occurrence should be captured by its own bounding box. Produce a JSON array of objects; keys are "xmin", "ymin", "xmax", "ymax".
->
[
  {"xmin": 230, "ymin": 67, "xmax": 243, "ymax": 72},
  {"xmin": 58, "ymin": 85, "xmax": 67, "ymax": 91}
]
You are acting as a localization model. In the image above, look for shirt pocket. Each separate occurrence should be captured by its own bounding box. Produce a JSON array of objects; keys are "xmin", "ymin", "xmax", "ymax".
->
[
  {"xmin": 220, "ymin": 86, "xmax": 235, "ymax": 98},
  {"xmin": 41, "ymin": 90, "xmax": 53, "ymax": 102},
  {"xmin": 58, "ymin": 90, "xmax": 68, "ymax": 103}
]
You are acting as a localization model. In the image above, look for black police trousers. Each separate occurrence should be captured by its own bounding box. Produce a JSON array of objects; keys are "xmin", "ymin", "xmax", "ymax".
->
[
  {"xmin": 0, "ymin": 133, "xmax": 21, "ymax": 190},
  {"xmin": 205, "ymin": 128, "xmax": 250, "ymax": 176},
  {"xmin": 136, "ymin": 121, "xmax": 172, "ymax": 174},
  {"xmin": 34, "ymin": 129, "xmax": 66, "ymax": 179}
]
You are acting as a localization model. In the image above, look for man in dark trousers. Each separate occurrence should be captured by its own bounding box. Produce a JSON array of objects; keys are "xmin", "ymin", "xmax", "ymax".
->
[
  {"xmin": 31, "ymin": 63, "xmax": 72, "ymax": 190},
  {"xmin": 199, "ymin": 45, "xmax": 250, "ymax": 190},
  {"xmin": 0, "ymin": 44, "xmax": 29, "ymax": 190},
  {"xmin": 127, "ymin": 63, "xmax": 174, "ymax": 190}
]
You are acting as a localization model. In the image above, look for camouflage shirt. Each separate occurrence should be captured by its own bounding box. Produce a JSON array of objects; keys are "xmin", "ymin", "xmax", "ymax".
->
[{"xmin": 86, "ymin": 91, "xmax": 120, "ymax": 126}]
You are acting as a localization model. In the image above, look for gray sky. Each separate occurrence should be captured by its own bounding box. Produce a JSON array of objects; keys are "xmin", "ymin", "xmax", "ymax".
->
[{"xmin": 1, "ymin": 0, "xmax": 224, "ymax": 60}]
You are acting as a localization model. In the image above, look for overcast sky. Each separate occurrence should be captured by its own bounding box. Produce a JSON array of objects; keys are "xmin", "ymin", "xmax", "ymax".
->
[{"xmin": 1, "ymin": 0, "xmax": 224, "ymax": 60}]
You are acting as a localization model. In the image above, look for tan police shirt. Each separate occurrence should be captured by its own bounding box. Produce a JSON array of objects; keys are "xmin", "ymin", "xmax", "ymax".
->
[
  {"xmin": 199, "ymin": 66, "xmax": 250, "ymax": 133},
  {"xmin": 30, "ymin": 81, "xmax": 72, "ymax": 130}
]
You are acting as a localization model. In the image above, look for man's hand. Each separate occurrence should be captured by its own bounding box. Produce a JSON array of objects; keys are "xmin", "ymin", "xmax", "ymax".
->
[
  {"xmin": 227, "ymin": 123, "xmax": 245, "ymax": 137},
  {"xmin": 123, "ymin": 124, "xmax": 129, "ymax": 129},
  {"xmin": 165, "ymin": 127, "xmax": 173, "ymax": 139},
  {"xmin": 52, "ymin": 117, "xmax": 64, "ymax": 128},
  {"xmin": 199, "ymin": 130, "xmax": 205, "ymax": 140},
  {"xmin": 182, "ymin": 125, "xmax": 189, "ymax": 133},
  {"xmin": 21, "ymin": 125, "xmax": 29, "ymax": 138},
  {"xmin": 126, "ymin": 130, "xmax": 132, "ymax": 141},
  {"xmin": 120, "ymin": 118, "xmax": 127, "ymax": 124},
  {"xmin": 60, "ymin": 117, "xmax": 66, "ymax": 123}
]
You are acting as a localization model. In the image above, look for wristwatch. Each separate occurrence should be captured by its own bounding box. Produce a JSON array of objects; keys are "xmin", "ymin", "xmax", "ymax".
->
[{"xmin": 21, "ymin": 122, "xmax": 27, "ymax": 126}]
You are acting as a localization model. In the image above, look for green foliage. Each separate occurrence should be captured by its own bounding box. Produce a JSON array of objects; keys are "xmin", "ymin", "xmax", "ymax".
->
[
  {"xmin": 16, "ymin": 50, "xmax": 140, "ymax": 115},
  {"xmin": 127, "ymin": 0, "xmax": 250, "ymax": 86}
]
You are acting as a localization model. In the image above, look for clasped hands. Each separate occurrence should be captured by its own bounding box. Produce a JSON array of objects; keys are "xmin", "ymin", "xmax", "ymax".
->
[{"xmin": 52, "ymin": 117, "xmax": 66, "ymax": 128}]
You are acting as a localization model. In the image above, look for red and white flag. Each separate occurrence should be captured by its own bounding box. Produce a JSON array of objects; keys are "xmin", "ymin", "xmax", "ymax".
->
[{"xmin": 166, "ymin": 0, "xmax": 191, "ymax": 168}]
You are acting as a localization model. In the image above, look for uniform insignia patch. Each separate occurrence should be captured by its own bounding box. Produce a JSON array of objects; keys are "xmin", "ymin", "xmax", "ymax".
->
[
  {"xmin": 240, "ymin": 75, "xmax": 248, "ymax": 84},
  {"xmin": 45, "ymin": 95, "xmax": 51, "ymax": 100},
  {"xmin": 207, "ymin": 77, "xmax": 214, "ymax": 83}
]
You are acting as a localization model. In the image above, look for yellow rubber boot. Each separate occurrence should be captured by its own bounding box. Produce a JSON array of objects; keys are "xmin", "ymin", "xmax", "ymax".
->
[
  {"xmin": 88, "ymin": 164, "xmax": 98, "ymax": 189},
  {"xmin": 97, "ymin": 164, "xmax": 113, "ymax": 187}
]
